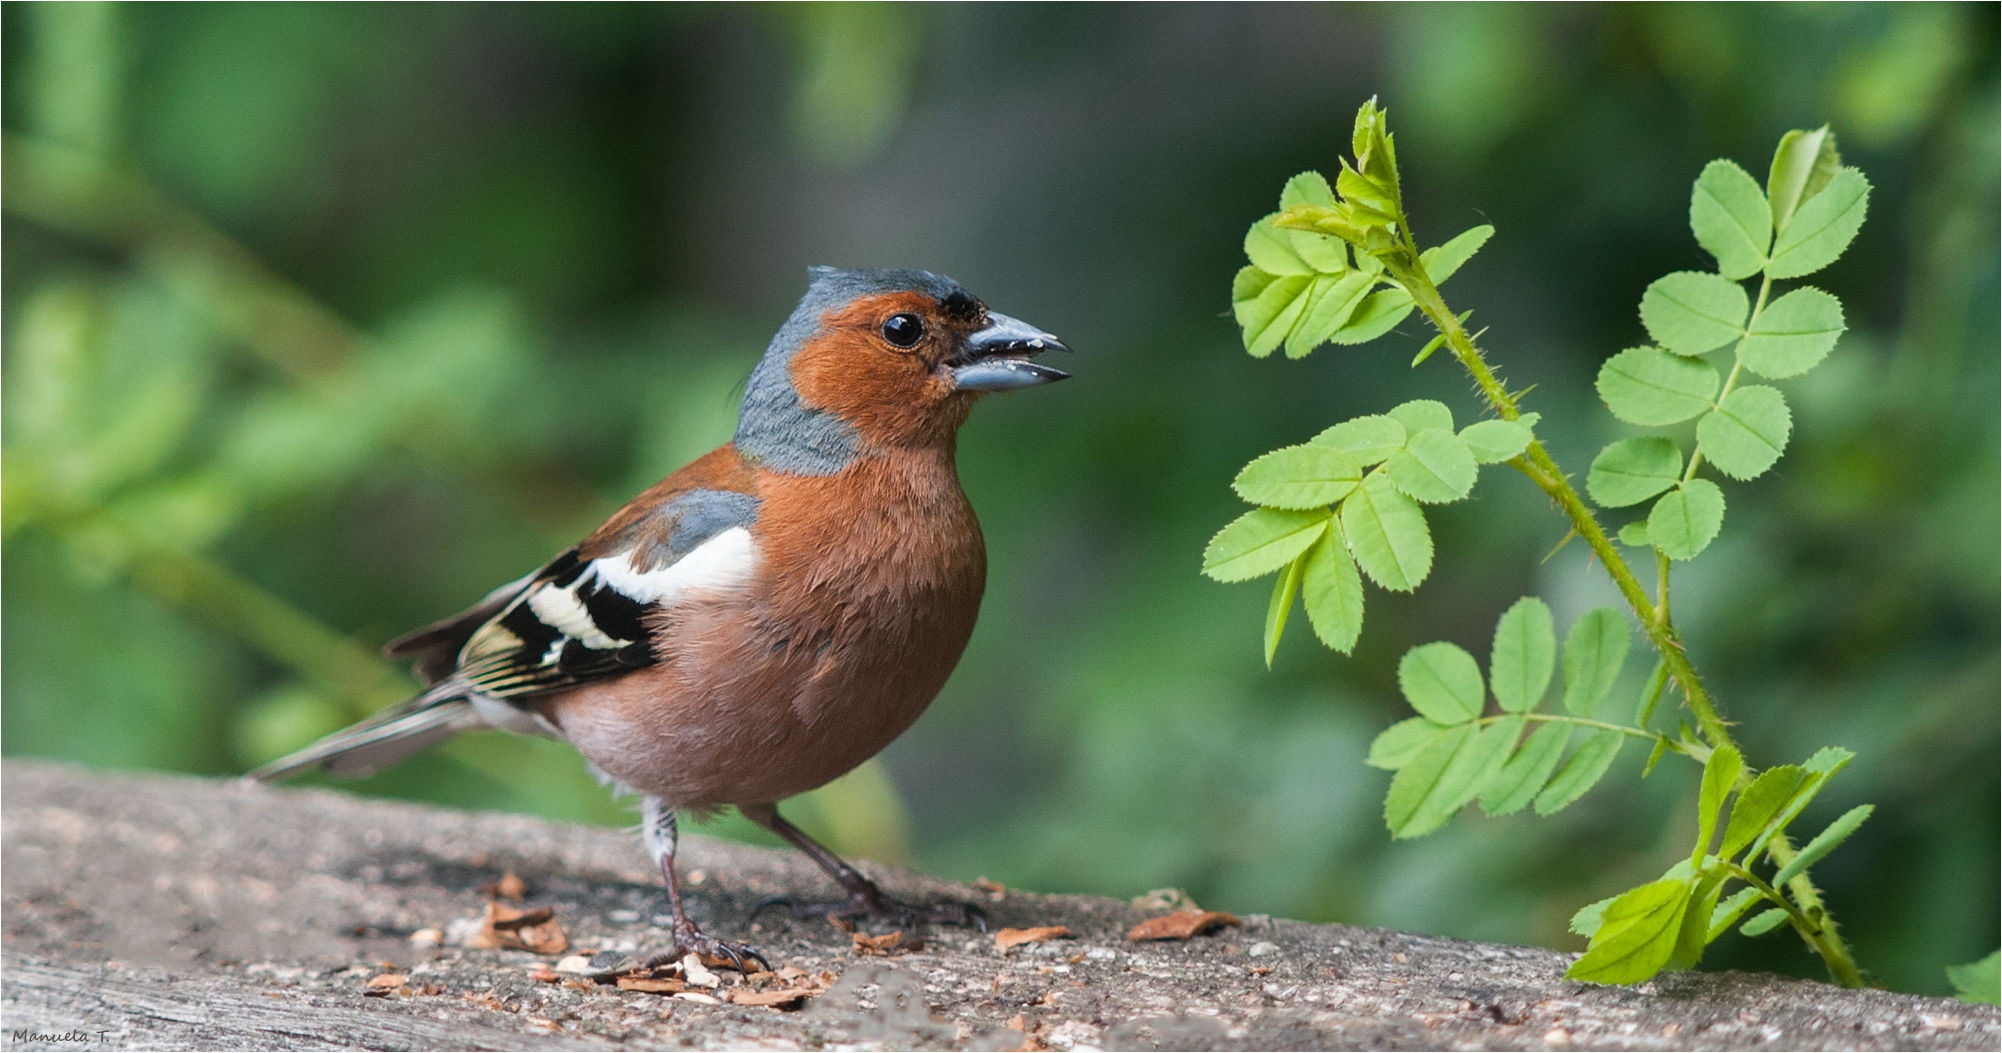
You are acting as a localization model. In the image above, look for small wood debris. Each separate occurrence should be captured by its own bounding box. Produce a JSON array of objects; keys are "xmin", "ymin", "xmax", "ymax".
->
[
  {"xmin": 468, "ymin": 900, "xmax": 568, "ymax": 955},
  {"xmin": 672, "ymin": 991, "xmax": 722, "ymax": 1005},
  {"xmin": 408, "ymin": 927, "xmax": 444, "ymax": 947},
  {"xmin": 680, "ymin": 953, "xmax": 721, "ymax": 988},
  {"xmin": 617, "ymin": 976, "xmax": 687, "ymax": 994},
  {"xmin": 729, "ymin": 986, "xmax": 816, "ymax": 1007},
  {"xmin": 553, "ymin": 955, "xmax": 595, "ymax": 974},
  {"xmin": 528, "ymin": 969, "xmax": 561, "ymax": 983},
  {"xmin": 1127, "ymin": 910, "xmax": 1242, "ymax": 942},
  {"xmin": 973, "ymin": 877, "xmax": 1007, "ymax": 902},
  {"xmin": 365, "ymin": 973, "xmax": 409, "ymax": 990},
  {"xmin": 995, "ymin": 926, "xmax": 1073, "ymax": 952},
  {"xmin": 851, "ymin": 930, "xmax": 909, "ymax": 956},
  {"xmin": 774, "ymin": 965, "xmax": 809, "ymax": 981},
  {"xmin": 483, "ymin": 871, "xmax": 528, "ymax": 900}
]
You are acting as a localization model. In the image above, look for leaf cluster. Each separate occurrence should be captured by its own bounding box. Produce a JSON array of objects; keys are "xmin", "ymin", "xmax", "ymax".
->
[
  {"xmin": 1590, "ymin": 128, "xmax": 1868, "ymax": 560},
  {"xmin": 1567, "ymin": 745, "xmax": 1870, "ymax": 984}
]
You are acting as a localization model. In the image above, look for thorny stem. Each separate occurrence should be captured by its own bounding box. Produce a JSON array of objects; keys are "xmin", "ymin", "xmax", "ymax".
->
[
  {"xmin": 1375, "ymin": 220, "xmax": 1863, "ymax": 988},
  {"xmin": 1726, "ymin": 861, "xmax": 1867, "ymax": 989},
  {"xmin": 1474, "ymin": 712, "xmax": 1686, "ymax": 752}
]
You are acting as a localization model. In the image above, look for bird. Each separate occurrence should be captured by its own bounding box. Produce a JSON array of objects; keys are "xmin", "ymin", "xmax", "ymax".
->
[{"xmin": 247, "ymin": 266, "xmax": 1070, "ymax": 971}]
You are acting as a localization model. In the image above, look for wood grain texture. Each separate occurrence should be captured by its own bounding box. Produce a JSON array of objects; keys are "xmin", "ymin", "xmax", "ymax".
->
[{"xmin": 4, "ymin": 760, "xmax": 1994, "ymax": 1051}]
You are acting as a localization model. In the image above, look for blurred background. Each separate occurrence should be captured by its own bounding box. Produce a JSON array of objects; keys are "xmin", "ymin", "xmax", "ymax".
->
[{"xmin": 3, "ymin": 2, "xmax": 1994, "ymax": 996}]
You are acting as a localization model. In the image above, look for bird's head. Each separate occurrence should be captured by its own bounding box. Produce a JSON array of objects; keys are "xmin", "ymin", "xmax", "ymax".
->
[{"xmin": 735, "ymin": 267, "xmax": 1070, "ymax": 474}]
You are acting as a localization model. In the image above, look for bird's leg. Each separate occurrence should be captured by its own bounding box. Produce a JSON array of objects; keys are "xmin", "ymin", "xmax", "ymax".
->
[
  {"xmin": 742, "ymin": 802, "xmax": 986, "ymax": 933},
  {"xmin": 590, "ymin": 796, "xmax": 767, "ymax": 977}
]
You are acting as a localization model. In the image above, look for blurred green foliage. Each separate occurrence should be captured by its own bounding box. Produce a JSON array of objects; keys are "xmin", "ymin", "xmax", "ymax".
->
[{"xmin": 3, "ymin": 2, "xmax": 1993, "ymax": 996}]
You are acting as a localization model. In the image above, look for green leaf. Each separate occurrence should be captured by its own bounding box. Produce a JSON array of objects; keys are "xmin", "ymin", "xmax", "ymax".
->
[
  {"xmin": 1289, "ymin": 230, "xmax": 1351, "ymax": 274},
  {"xmin": 1640, "ymin": 272, "xmax": 1750, "ymax": 356},
  {"xmin": 1386, "ymin": 429, "xmax": 1478, "ymax": 504},
  {"xmin": 1480, "ymin": 721, "xmax": 1572, "ymax": 816},
  {"xmin": 1669, "ymin": 870, "xmax": 1729, "ymax": 970},
  {"xmin": 1244, "ymin": 214, "xmax": 1314, "ymax": 275},
  {"xmin": 1766, "ymin": 167, "xmax": 1870, "ymax": 280},
  {"xmin": 1736, "ymin": 287, "xmax": 1845, "ymax": 379},
  {"xmin": 1367, "ymin": 716, "xmax": 1450, "ymax": 770},
  {"xmin": 1587, "ymin": 437, "xmax": 1684, "ymax": 508},
  {"xmin": 1771, "ymin": 804, "xmax": 1873, "ymax": 887},
  {"xmin": 1232, "ymin": 265, "xmax": 1276, "ymax": 304},
  {"xmin": 1420, "ymin": 224, "xmax": 1494, "ymax": 285},
  {"xmin": 1287, "ymin": 272, "xmax": 1375, "ymax": 356},
  {"xmin": 1313, "ymin": 415, "xmax": 1406, "ymax": 466},
  {"xmin": 1234, "ymin": 444, "xmax": 1364, "ymax": 509},
  {"xmin": 1947, "ymin": 951, "xmax": 2001, "ymax": 1007},
  {"xmin": 1566, "ymin": 878, "xmax": 1691, "ymax": 984},
  {"xmin": 1341, "ymin": 472, "xmax": 1432, "ymax": 591},
  {"xmin": 1618, "ymin": 522, "xmax": 1652, "ymax": 548},
  {"xmin": 1708, "ymin": 887, "xmax": 1764, "ymax": 942},
  {"xmin": 1718, "ymin": 765, "xmax": 1810, "ymax": 860},
  {"xmin": 1536, "ymin": 729, "xmax": 1625, "ymax": 815},
  {"xmin": 1328, "ymin": 288, "xmax": 1414, "ymax": 344},
  {"xmin": 1739, "ymin": 908, "xmax": 1789, "ymax": 937},
  {"xmin": 1263, "ymin": 552, "xmax": 1306, "ymax": 668},
  {"xmin": 1490, "ymin": 597, "xmax": 1556, "ymax": 713},
  {"xmin": 1690, "ymin": 160, "xmax": 1772, "ymax": 280},
  {"xmin": 1597, "ymin": 346, "xmax": 1721, "ymax": 426},
  {"xmin": 1647, "ymin": 480, "xmax": 1726, "ymax": 561},
  {"xmin": 1459, "ymin": 419, "xmax": 1533, "ymax": 464},
  {"xmin": 1562, "ymin": 608, "xmax": 1631, "ymax": 717},
  {"xmin": 1234, "ymin": 274, "xmax": 1312, "ymax": 358},
  {"xmin": 1387, "ymin": 399, "xmax": 1454, "ymax": 434},
  {"xmin": 1571, "ymin": 896, "xmax": 1614, "ymax": 938},
  {"xmin": 1398, "ymin": 641, "xmax": 1485, "ymax": 724},
  {"xmin": 1696, "ymin": 746, "xmax": 1743, "ymax": 861},
  {"xmin": 1202, "ymin": 507, "xmax": 1330, "ymax": 582},
  {"xmin": 1767, "ymin": 126, "xmax": 1841, "ymax": 233},
  {"xmin": 1384, "ymin": 719, "xmax": 1515, "ymax": 839},
  {"xmin": 1280, "ymin": 170, "xmax": 1337, "ymax": 210},
  {"xmin": 1301, "ymin": 525, "xmax": 1365, "ymax": 653},
  {"xmin": 1697, "ymin": 386, "xmax": 1791, "ymax": 480}
]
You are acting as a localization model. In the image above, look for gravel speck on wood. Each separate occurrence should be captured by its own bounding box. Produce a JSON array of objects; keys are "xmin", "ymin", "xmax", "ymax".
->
[{"xmin": 3, "ymin": 760, "xmax": 1994, "ymax": 1051}]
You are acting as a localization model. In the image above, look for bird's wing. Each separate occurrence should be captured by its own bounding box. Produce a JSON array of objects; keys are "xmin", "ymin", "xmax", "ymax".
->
[
  {"xmin": 450, "ymin": 487, "xmax": 764, "ymax": 699},
  {"xmin": 382, "ymin": 569, "xmax": 543, "ymax": 685}
]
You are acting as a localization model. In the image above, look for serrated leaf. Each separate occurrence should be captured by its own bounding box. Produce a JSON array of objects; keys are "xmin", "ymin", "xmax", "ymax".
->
[
  {"xmin": 1736, "ymin": 287, "xmax": 1845, "ymax": 379},
  {"xmin": 1281, "ymin": 170, "xmax": 1338, "ymax": 210},
  {"xmin": 1232, "ymin": 265, "xmax": 1277, "ymax": 304},
  {"xmin": 1287, "ymin": 271, "xmax": 1375, "ymax": 357},
  {"xmin": 1481, "ymin": 721, "xmax": 1572, "ymax": 816},
  {"xmin": 1536, "ymin": 728, "xmax": 1625, "ymax": 815},
  {"xmin": 1767, "ymin": 126, "xmax": 1840, "ymax": 233},
  {"xmin": 1597, "ymin": 347, "xmax": 1721, "ymax": 426},
  {"xmin": 1491, "ymin": 597, "xmax": 1556, "ymax": 713},
  {"xmin": 1289, "ymin": 229, "xmax": 1350, "ymax": 274},
  {"xmin": 1234, "ymin": 444, "xmax": 1364, "ymax": 509},
  {"xmin": 1562, "ymin": 607, "xmax": 1631, "ymax": 717},
  {"xmin": 1366, "ymin": 716, "xmax": 1450, "ymax": 770},
  {"xmin": 1459, "ymin": 419, "xmax": 1532, "ymax": 464},
  {"xmin": 1641, "ymin": 272, "xmax": 1750, "ymax": 356},
  {"xmin": 1696, "ymin": 746, "xmax": 1743, "ymax": 861},
  {"xmin": 1341, "ymin": 472, "xmax": 1432, "ymax": 591},
  {"xmin": 1670, "ymin": 871, "xmax": 1728, "ymax": 970},
  {"xmin": 1571, "ymin": 895, "xmax": 1615, "ymax": 938},
  {"xmin": 1263, "ymin": 552, "xmax": 1306, "ymax": 667},
  {"xmin": 1202, "ymin": 507, "xmax": 1330, "ymax": 582},
  {"xmin": 1770, "ymin": 804, "xmax": 1873, "ymax": 887},
  {"xmin": 1235, "ymin": 274, "xmax": 1312, "ymax": 358},
  {"xmin": 1420, "ymin": 224, "xmax": 1494, "ymax": 285},
  {"xmin": 1618, "ymin": 521, "xmax": 1652, "ymax": 547},
  {"xmin": 1384, "ymin": 719, "xmax": 1515, "ymax": 839},
  {"xmin": 1708, "ymin": 887, "xmax": 1764, "ymax": 942},
  {"xmin": 1245, "ymin": 214, "xmax": 1315, "ymax": 276},
  {"xmin": 1947, "ymin": 951, "xmax": 2001, "ymax": 1007},
  {"xmin": 1313, "ymin": 415, "xmax": 1406, "ymax": 465},
  {"xmin": 1718, "ymin": 765, "xmax": 1810, "ymax": 860},
  {"xmin": 1386, "ymin": 429, "xmax": 1478, "ymax": 504},
  {"xmin": 1648, "ymin": 479, "xmax": 1725, "ymax": 561},
  {"xmin": 1398, "ymin": 641, "xmax": 1485, "ymax": 724},
  {"xmin": 1302, "ymin": 525, "xmax": 1365, "ymax": 654},
  {"xmin": 1329, "ymin": 288, "xmax": 1414, "ymax": 344},
  {"xmin": 1690, "ymin": 160, "xmax": 1772, "ymax": 280},
  {"xmin": 1387, "ymin": 399, "xmax": 1455, "ymax": 434},
  {"xmin": 1766, "ymin": 167, "xmax": 1869, "ymax": 280},
  {"xmin": 1566, "ymin": 878, "xmax": 1691, "ymax": 984},
  {"xmin": 1739, "ymin": 908, "xmax": 1789, "ymax": 937},
  {"xmin": 1697, "ymin": 386, "xmax": 1791, "ymax": 480},
  {"xmin": 1587, "ymin": 437, "xmax": 1684, "ymax": 508}
]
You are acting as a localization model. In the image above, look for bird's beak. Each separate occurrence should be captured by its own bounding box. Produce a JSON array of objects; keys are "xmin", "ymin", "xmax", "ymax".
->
[{"xmin": 949, "ymin": 312, "xmax": 1072, "ymax": 392}]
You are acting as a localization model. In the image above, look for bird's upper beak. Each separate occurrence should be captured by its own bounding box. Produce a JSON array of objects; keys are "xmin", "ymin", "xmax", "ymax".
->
[{"xmin": 949, "ymin": 312, "xmax": 1072, "ymax": 392}]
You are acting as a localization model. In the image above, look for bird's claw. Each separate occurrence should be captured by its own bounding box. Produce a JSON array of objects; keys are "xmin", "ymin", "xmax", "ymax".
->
[{"xmin": 582, "ymin": 921, "xmax": 768, "ymax": 979}]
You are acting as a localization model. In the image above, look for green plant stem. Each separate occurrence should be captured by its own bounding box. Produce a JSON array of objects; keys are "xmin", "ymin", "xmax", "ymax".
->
[
  {"xmin": 1475, "ymin": 712, "xmax": 1688, "ymax": 751},
  {"xmin": 1380, "ymin": 226, "xmax": 1865, "ymax": 988},
  {"xmin": 1726, "ymin": 861, "xmax": 1867, "ymax": 989}
]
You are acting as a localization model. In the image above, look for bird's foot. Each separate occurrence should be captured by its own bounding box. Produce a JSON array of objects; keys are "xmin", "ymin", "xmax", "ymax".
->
[
  {"xmin": 582, "ymin": 918, "xmax": 769, "ymax": 979},
  {"xmin": 755, "ymin": 883, "xmax": 988, "ymax": 933}
]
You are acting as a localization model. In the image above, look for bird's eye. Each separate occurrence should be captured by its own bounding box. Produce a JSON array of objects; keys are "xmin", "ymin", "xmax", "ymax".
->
[{"xmin": 881, "ymin": 313, "xmax": 925, "ymax": 348}]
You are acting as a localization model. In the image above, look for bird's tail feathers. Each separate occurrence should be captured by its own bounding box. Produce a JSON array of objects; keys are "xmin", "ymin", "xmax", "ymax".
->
[{"xmin": 243, "ymin": 681, "xmax": 484, "ymax": 784}]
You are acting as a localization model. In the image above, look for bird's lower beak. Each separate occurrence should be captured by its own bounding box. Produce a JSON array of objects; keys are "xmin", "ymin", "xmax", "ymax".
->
[{"xmin": 949, "ymin": 312, "xmax": 1072, "ymax": 392}]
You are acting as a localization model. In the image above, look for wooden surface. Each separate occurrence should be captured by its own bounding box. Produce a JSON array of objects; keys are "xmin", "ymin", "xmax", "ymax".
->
[{"xmin": 3, "ymin": 760, "xmax": 1994, "ymax": 1051}]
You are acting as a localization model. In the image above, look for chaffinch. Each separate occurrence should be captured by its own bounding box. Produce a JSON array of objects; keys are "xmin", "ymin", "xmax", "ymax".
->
[{"xmin": 249, "ymin": 267, "xmax": 1070, "ymax": 969}]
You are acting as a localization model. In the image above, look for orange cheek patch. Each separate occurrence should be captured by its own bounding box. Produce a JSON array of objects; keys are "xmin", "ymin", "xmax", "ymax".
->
[{"xmin": 788, "ymin": 294, "xmax": 961, "ymax": 446}]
